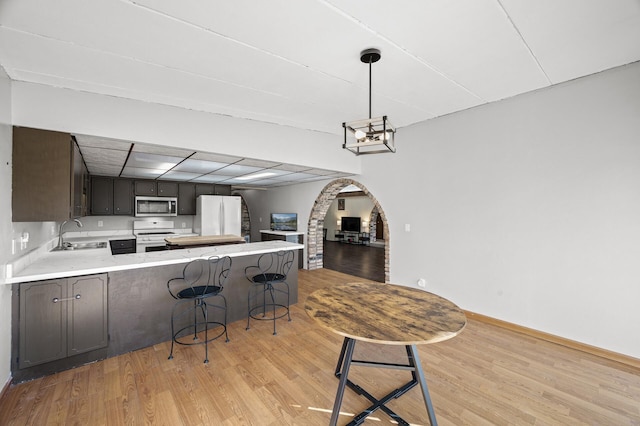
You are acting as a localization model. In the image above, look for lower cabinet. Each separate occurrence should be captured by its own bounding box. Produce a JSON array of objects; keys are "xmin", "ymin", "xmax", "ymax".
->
[{"xmin": 19, "ymin": 274, "xmax": 108, "ymax": 369}]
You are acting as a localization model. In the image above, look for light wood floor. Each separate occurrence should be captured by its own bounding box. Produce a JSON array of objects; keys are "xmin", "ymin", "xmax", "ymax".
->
[{"xmin": 1, "ymin": 269, "xmax": 639, "ymax": 425}]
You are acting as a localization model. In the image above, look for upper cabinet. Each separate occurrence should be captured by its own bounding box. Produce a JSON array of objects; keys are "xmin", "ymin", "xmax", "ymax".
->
[
  {"xmin": 90, "ymin": 176, "xmax": 113, "ymax": 215},
  {"xmin": 134, "ymin": 180, "xmax": 156, "ymax": 196},
  {"xmin": 12, "ymin": 127, "xmax": 87, "ymax": 222},
  {"xmin": 157, "ymin": 181, "xmax": 178, "ymax": 197},
  {"xmin": 91, "ymin": 177, "xmax": 133, "ymax": 216}
]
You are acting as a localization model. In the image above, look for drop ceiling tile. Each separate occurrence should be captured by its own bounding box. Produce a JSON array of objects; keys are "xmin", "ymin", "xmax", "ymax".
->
[
  {"xmin": 172, "ymin": 159, "xmax": 227, "ymax": 174},
  {"xmin": 331, "ymin": 0, "xmax": 550, "ymax": 102},
  {"xmin": 85, "ymin": 163, "xmax": 123, "ymax": 175},
  {"xmin": 159, "ymin": 171, "xmax": 203, "ymax": 181},
  {"xmin": 126, "ymin": 152, "xmax": 182, "ymax": 171},
  {"xmin": 132, "ymin": 143, "xmax": 195, "ymax": 158},
  {"xmin": 191, "ymin": 174, "xmax": 230, "ymax": 183},
  {"xmin": 268, "ymin": 181, "xmax": 298, "ymax": 187},
  {"xmin": 273, "ymin": 172, "xmax": 318, "ymax": 181},
  {"xmin": 248, "ymin": 179, "xmax": 281, "ymax": 186},
  {"xmin": 272, "ymin": 164, "xmax": 312, "ymax": 173},
  {"xmin": 214, "ymin": 164, "xmax": 263, "ymax": 176},
  {"xmin": 79, "ymin": 146, "xmax": 129, "ymax": 165},
  {"xmin": 500, "ymin": 0, "xmax": 640, "ymax": 83},
  {"xmin": 190, "ymin": 152, "xmax": 243, "ymax": 163},
  {"xmin": 235, "ymin": 158, "xmax": 282, "ymax": 168},
  {"xmin": 304, "ymin": 168, "xmax": 340, "ymax": 176},
  {"xmin": 121, "ymin": 167, "xmax": 165, "ymax": 178},
  {"xmin": 257, "ymin": 169, "xmax": 294, "ymax": 178},
  {"xmin": 75, "ymin": 134, "xmax": 132, "ymax": 151},
  {"xmin": 302, "ymin": 175, "xmax": 333, "ymax": 182}
]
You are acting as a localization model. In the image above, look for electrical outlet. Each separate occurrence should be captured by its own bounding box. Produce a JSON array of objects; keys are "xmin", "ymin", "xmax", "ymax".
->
[
  {"xmin": 182, "ymin": 222, "xmax": 186, "ymax": 228},
  {"xmin": 405, "ymin": 224, "xmax": 411, "ymax": 232},
  {"xmin": 98, "ymin": 220, "xmax": 104, "ymax": 227}
]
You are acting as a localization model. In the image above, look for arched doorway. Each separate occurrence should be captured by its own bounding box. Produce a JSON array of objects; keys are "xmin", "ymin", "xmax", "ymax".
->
[{"xmin": 306, "ymin": 178, "xmax": 390, "ymax": 283}]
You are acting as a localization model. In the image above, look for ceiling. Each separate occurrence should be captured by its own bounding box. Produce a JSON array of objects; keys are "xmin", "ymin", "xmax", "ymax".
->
[
  {"xmin": 2, "ymin": 1, "xmax": 640, "ymax": 187},
  {"xmin": 73, "ymin": 133, "xmax": 351, "ymax": 188}
]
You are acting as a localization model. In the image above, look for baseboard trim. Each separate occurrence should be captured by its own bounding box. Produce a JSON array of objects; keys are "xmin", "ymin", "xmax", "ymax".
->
[
  {"xmin": 464, "ymin": 310, "xmax": 640, "ymax": 370},
  {"xmin": 1, "ymin": 376, "xmax": 11, "ymax": 400}
]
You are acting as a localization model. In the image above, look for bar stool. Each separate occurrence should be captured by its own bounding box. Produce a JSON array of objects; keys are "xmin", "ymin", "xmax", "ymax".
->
[
  {"xmin": 167, "ymin": 255, "xmax": 232, "ymax": 363},
  {"xmin": 245, "ymin": 251, "xmax": 293, "ymax": 335}
]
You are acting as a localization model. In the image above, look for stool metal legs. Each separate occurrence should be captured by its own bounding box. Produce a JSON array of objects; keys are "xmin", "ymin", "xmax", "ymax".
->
[
  {"xmin": 169, "ymin": 295, "xmax": 228, "ymax": 363},
  {"xmin": 246, "ymin": 281, "xmax": 291, "ymax": 335}
]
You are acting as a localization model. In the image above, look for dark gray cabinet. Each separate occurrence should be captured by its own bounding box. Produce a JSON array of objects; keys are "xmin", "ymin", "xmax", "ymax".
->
[
  {"xmin": 178, "ymin": 183, "xmax": 196, "ymax": 215},
  {"xmin": 72, "ymin": 142, "xmax": 88, "ymax": 218},
  {"xmin": 12, "ymin": 127, "xmax": 87, "ymax": 221},
  {"xmin": 157, "ymin": 181, "xmax": 178, "ymax": 196},
  {"xmin": 109, "ymin": 239, "xmax": 136, "ymax": 255},
  {"xmin": 91, "ymin": 176, "xmax": 113, "ymax": 215},
  {"xmin": 215, "ymin": 184, "xmax": 231, "ymax": 196},
  {"xmin": 19, "ymin": 274, "xmax": 108, "ymax": 369},
  {"xmin": 135, "ymin": 180, "xmax": 156, "ymax": 196},
  {"xmin": 195, "ymin": 183, "xmax": 215, "ymax": 196},
  {"xmin": 113, "ymin": 179, "xmax": 133, "ymax": 215},
  {"xmin": 89, "ymin": 178, "xmax": 228, "ymax": 216}
]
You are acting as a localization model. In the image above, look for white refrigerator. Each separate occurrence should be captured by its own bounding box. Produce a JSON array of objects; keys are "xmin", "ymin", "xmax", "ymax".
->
[{"xmin": 194, "ymin": 195, "xmax": 242, "ymax": 236}]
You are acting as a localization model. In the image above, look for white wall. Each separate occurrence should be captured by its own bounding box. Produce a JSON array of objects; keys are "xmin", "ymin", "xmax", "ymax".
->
[
  {"xmin": 358, "ymin": 62, "xmax": 640, "ymax": 358},
  {"xmin": 325, "ymin": 196, "xmax": 375, "ymax": 241},
  {"xmin": 0, "ymin": 68, "xmax": 13, "ymax": 388},
  {"xmin": 239, "ymin": 180, "xmax": 332, "ymax": 267},
  {"xmin": 241, "ymin": 63, "xmax": 640, "ymax": 359}
]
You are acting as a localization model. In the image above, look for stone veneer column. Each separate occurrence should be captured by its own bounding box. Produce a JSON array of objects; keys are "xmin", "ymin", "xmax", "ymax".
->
[{"xmin": 306, "ymin": 178, "xmax": 390, "ymax": 283}]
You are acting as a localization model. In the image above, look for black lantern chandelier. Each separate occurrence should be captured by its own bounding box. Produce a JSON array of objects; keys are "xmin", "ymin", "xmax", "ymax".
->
[{"xmin": 343, "ymin": 48, "xmax": 396, "ymax": 155}]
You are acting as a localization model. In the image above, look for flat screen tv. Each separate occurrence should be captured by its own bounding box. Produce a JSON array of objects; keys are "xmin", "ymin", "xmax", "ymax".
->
[
  {"xmin": 341, "ymin": 217, "xmax": 361, "ymax": 232},
  {"xmin": 270, "ymin": 213, "xmax": 297, "ymax": 231}
]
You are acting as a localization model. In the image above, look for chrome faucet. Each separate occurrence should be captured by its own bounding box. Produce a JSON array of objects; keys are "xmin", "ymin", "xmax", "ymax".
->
[{"xmin": 57, "ymin": 218, "xmax": 83, "ymax": 250}]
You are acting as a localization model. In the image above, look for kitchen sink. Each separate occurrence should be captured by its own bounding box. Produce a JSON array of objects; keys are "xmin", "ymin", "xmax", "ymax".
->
[{"xmin": 51, "ymin": 241, "xmax": 108, "ymax": 251}]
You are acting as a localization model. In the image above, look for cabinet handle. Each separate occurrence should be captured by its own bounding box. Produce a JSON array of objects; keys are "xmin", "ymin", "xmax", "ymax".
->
[{"xmin": 52, "ymin": 294, "xmax": 81, "ymax": 303}]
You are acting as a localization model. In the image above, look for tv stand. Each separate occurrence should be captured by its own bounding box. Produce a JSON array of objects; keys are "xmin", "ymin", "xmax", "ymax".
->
[{"xmin": 335, "ymin": 231, "xmax": 369, "ymax": 245}]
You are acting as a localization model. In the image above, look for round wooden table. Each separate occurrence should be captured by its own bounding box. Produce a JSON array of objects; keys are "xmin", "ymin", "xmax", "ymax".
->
[{"xmin": 305, "ymin": 282, "xmax": 466, "ymax": 426}]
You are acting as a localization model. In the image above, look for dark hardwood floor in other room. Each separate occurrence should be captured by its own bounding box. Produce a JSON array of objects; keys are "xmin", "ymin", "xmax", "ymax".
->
[{"xmin": 322, "ymin": 239, "xmax": 385, "ymax": 282}]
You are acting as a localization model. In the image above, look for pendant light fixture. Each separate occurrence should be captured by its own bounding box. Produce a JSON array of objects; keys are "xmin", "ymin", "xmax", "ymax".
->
[{"xmin": 343, "ymin": 48, "xmax": 396, "ymax": 155}]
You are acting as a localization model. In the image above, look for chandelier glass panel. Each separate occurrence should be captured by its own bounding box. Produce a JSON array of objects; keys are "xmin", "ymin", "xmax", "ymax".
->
[{"xmin": 343, "ymin": 48, "xmax": 396, "ymax": 155}]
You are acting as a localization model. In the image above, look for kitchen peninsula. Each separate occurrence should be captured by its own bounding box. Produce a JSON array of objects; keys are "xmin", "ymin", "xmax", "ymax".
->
[{"xmin": 7, "ymin": 240, "xmax": 303, "ymax": 382}]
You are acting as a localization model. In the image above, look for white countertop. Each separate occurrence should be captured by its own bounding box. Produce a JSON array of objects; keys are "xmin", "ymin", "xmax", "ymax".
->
[
  {"xmin": 4, "ymin": 240, "xmax": 303, "ymax": 285},
  {"xmin": 260, "ymin": 229, "xmax": 304, "ymax": 236}
]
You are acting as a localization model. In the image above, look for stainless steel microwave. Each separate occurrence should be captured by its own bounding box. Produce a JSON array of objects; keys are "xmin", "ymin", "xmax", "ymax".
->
[{"xmin": 135, "ymin": 196, "xmax": 177, "ymax": 217}]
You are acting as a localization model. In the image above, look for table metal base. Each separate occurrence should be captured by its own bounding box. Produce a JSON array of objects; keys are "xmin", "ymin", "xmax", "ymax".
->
[{"xmin": 329, "ymin": 337, "xmax": 438, "ymax": 426}]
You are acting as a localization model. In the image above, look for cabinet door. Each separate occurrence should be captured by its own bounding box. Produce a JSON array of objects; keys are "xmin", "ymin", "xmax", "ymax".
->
[
  {"xmin": 178, "ymin": 183, "xmax": 196, "ymax": 215},
  {"xmin": 195, "ymin": 184, "xmax": 215, "ymax": 197},
  {"xmin": 19, "ymin": 279, "xmax": 67, "ymax": 368},
  {"xmin": 68, "ymin": 274, "xmax": 108, "ymax": 355},
  {"xmin": 135, "ymin": 180, "xmax": 156, "ymax": 196},
  {"xmin": 72, "ymin": 142, "xmax": 85, "ymax": 218},
  {"xmin": 12, "ymin": 127, "xmax": 74, "ymax": 222},
  {"xmin": 91, "ymin": 176, "xmax": 113, "ymax": 215},
  {"xmin": 157, "ymin": 181, "xmax": 178, "ymax": 197},
  {"xmin": 214, "ymin": 185, "xmax": 231, "ymax": 196},
  {"xmin": 113, "ymin": 179, "xmax": 133, "ymax": 215}
]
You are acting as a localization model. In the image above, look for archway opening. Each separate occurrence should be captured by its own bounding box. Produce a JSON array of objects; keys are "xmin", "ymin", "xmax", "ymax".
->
[{"xmin": 306, "ymin": 178, "xmax": 389, "ymax": 283}]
